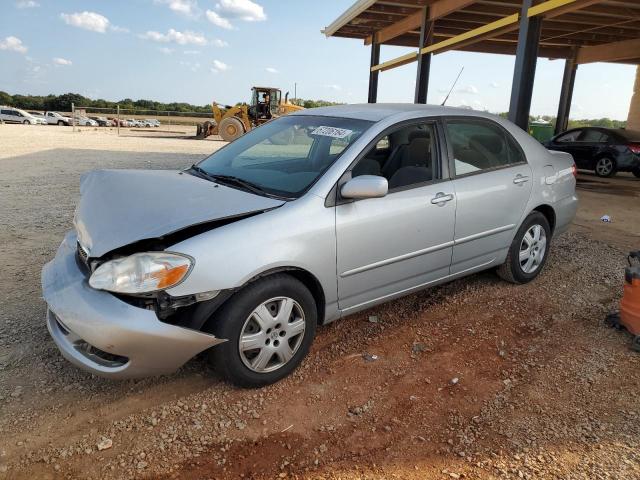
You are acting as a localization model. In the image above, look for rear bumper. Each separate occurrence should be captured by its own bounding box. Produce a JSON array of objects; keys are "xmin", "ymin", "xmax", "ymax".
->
[
  {"xmin": 615, "ymin": 153, "xmax": 640, "ymax": 172},
  {"xmin": 42, "ymin": 231, "xmax": 225, "ymax": 379},
  {"xmin": 554, "ymin": 194, "xmax": 578, "ymax": 236}
]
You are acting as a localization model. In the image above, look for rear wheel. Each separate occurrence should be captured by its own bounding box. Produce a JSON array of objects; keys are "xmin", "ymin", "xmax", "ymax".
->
[
  {"xmin": 219, "ymin": 116, "xmax": 245, "ymax": 142},
  {"xmin": 207, "ymin": 274, "xmax": 317, "ymax": 387},
  {"xmin": 595, "ymin": 157, "xmax": 616, "ymax": 177},
  {"xmin": 632, "ymin": 167, "xmax": 640, "ymax": 178},
  {"xmin": 497, "ymin": 211, "xmax": 551, "ymax": 284}
]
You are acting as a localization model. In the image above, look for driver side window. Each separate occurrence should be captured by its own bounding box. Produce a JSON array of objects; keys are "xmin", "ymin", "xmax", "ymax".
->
[{"xmin": 351, "ymin": 123, "xmax": 436, "ymax": 190}]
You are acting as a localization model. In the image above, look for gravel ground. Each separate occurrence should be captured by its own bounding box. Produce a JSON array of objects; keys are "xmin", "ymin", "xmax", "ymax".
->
[{"xmin": 0, "ymin": 125, "xmax": 639, "ymax": 480}]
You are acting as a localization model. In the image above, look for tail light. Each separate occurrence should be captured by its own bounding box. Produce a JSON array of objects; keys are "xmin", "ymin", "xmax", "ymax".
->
[
  {"xmin": 571, "ymin": 163, "xmax": 577, "ymax": 178},
  {"xmin": 628, "ymin": 143, "xmax": 640, "ymax": 155}
]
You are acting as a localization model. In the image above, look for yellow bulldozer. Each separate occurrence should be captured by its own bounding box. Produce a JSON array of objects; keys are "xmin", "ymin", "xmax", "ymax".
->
[{"xmin": 196, "ymin": 86, "xmax": 304, "ymax": 142}]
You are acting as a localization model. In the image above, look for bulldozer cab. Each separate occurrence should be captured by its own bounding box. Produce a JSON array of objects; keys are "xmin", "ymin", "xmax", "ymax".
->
[{"xmin": 250, "ymin": 87, "xmax": 281, "ymax": 122}]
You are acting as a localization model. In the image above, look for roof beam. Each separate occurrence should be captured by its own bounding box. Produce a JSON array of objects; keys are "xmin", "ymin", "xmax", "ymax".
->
[
  {"xmin": 322, "ymin": 0, "xmax": 378, "ymax": 37},
  {"xmin": 576, "ymin": 38, "xmax": 640, "ymax": 63},
  {"xmin": 527, "ymin": 0, "xmax": 604, "ymax": 19},
  {"xmin": 365, "ymin": 0, "xmax": 475, "ymax": 45}
]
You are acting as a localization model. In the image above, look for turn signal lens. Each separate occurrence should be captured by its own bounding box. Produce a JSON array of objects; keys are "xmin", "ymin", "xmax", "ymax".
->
[{"xmin": 89, "ymin": 252, "xmax": 193, "ymax": 294}]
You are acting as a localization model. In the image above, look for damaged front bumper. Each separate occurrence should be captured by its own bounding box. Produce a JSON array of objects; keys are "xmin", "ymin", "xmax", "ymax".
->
[{"xmin": 41, "ymin": 231, "xmax": 226, "ymax": 379}]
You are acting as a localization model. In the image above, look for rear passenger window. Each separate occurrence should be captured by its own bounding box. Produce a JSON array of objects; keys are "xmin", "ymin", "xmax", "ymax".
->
[
  {"xmin": 446, "ymin": 119, "xmax": 524, "ymax": 176},
  {"xmin": 579, "ymin": 130, "xmax": 607, "ymax": 143}
]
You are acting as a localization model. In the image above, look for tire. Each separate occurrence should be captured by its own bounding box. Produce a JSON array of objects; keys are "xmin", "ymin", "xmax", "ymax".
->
[
  {"xmin": 57, "ymin": 120, "xmax": 64, "ymax": 126},
  {"xmin": 497, "ymin": 211, "xmax": 551, "ymax": 284},
  {"xmin": 22, "ymin": 120, "xmax": 29, "ymax": 125},
  {"xmin": 633, "ymin": 167, "xmax": 640, "ymax": 179},
  {"xmin": 206, "ymin": 274, "xmax": 317, "ymax": 387},
  {"xmin": 595, "ymin": 157, "xmax": 616, "ymax": 177},
  {"xmin": 219, "ymin": 116, "xmax": 245, "ymax": 142}
]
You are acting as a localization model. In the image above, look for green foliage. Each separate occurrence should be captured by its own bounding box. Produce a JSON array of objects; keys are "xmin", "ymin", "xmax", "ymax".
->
[
  {"xmin": 1, "ymin": 91, "xmax": 344, "ymax": 114},
  {"xmin": 497, "ymin": 112, "xmax": 627, "ymax": 131}
]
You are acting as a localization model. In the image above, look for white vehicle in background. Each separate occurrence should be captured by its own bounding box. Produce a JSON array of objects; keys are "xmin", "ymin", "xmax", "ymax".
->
[
  {"xmin": 0, "ymin": 107, "xmax": 40, "ymax": 124},
  {"xmin": 45, "ymin": 111, "xmax": 72, "ymax": 126},
  {"xmin": 126, "ymin": 119, "xmax": 144, "ymax": 128},
  {"xmin": 145, "ymin": 119, "xmax": 161, "ymax": 127},
  {"xmin": 27, "ymin": 111, "xmax": 49, "ymax": 125},
  {"xmin": 75, "ymin": 116, "xmax": 98, "ymax": 127}
]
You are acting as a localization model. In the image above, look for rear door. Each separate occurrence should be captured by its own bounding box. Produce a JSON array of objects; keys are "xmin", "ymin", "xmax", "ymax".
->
[{"xmin": 444, "ymin": 117, "xmax": 533, "ymax": 274}]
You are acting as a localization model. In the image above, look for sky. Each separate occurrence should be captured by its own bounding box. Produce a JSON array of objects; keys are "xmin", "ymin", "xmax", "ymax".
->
[{"xmin": 0, "ymin": 0, "xmax": 637, "ymax": 120}]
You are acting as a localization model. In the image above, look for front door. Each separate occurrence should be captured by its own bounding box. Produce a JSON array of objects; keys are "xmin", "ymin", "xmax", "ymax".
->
[
  {"xmin": 335, "ymin": 121, "xmax": 456, "ymax": 312},
  {"xmin": 444, "ymin": 117, "xmax": 533, "ymax": 274}
]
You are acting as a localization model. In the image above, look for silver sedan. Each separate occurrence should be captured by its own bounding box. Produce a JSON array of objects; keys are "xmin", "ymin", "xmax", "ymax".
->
[{"xmin": 42, "ymin": 104, "xmax": 578, "ymax": 386}]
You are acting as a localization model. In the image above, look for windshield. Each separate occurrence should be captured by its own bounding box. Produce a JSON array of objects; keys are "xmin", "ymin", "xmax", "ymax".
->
[{"xmin": 195, "ymin": 115, "xmax": 372, "ymax": 198}]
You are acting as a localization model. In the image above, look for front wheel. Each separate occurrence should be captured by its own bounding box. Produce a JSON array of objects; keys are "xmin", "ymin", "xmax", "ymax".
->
[
  {"xmin": 218, "ymin": 116, "xmax": 245, "ymax": 142},
  {"xmin": 632, "ymin": 167, "xmax": 640, "ymax": 179},
  {"xmin": 207, "ymin": 274, "xmax": 317, "ymax": 387},
  {"xmin": 23, "ymin": 120, "xmax": 29, "ymax": 125},
  {"xmin": 57, "ymin": 120, "xmax": 64, "ymax": 126},
  {"xmin": 595, "ymin": 157, "xmax": 616, "ymax": 177},
  {"xmin": 497, "ymin": 212, "xmax": 551, "ymax": 284}
]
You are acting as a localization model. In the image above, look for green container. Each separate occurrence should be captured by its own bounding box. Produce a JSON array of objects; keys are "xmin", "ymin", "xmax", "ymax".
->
[{"xmin": 529, "ymin": 122, "xmax": 554, "ymax": 143}]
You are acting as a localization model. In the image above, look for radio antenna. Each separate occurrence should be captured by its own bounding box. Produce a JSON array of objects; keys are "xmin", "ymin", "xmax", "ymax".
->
[{"xmin": 441, "ymin": 67, "xmax": 464, "ymax": 106}]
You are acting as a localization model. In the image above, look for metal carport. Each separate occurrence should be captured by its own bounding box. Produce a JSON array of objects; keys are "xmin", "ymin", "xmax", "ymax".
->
[{"xmin": 323, "ymin": 0, "xmax": 640, "ymax": 134}]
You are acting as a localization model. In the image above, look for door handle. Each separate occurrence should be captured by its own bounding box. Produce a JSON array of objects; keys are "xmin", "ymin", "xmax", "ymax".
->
[
  {"xmin": 430, "ymin": 192, "xmax": 454, "ymax": 205},
  {"xmin": 513, "ymin": 175, "xmax": 529, "ymax": 185}
]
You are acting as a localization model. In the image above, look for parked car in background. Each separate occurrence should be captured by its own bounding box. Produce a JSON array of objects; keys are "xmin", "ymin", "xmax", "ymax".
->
[
  {"xmin": 27, "ymin": 111, "xmax": 49, "ymax": 125},
  {"xmin": 90, "ymin": 116, "xmax": 110, "ymax": 127},
  {"xmin": 42, "ymin": 104, "xmax": 578, "ymax": 387},
  {"xmin": 74, "ymin": 116, "xmax": 98, "ymax": 127},
  {"xmin": 45, "ymin": 111, "xmax": 72, "ymax": 126},
  {"xmin": 145, "ymin": 119, "xmax": 161, "ymax": 127},
  {"xmin": 545, "ymin": 127, "xmax": 640, "ymax": 178},
  {"xmin": 0, "ymin": 107, "xmax": 40, "ymax": 124}
]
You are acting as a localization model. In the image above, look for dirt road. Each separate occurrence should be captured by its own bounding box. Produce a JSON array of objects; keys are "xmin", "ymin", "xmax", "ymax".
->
[{"xmin": 0, "ymin": 125, "xmax": 639, "ymax": 480}]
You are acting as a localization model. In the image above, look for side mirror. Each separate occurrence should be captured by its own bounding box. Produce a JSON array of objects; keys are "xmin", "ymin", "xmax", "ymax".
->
[{"xmin": 341, "ymin": 175, "xmax": 388, "ymax": 200}]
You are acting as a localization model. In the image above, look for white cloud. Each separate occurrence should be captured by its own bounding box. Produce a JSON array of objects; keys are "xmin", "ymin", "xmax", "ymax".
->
[
  {"xmin": 211, "ymin": 38, "xmax": 229, "ymax": 47},
  {"xmin": 16, "ymin": 0, "xmax": 39, "ymax": 8},
  {"xmin": 490, "ymin": 81, "xmax": 500, "ymax": 89},
  {"xmin": 215, "ymin": 0, "xmax": 266, "ymax": 21},
  {"xmin": 206, "ymin": 10, "xmax": 233, "ymax": 29},
  {"xmin": 265, "ymin": 67, "xmax": 278, "ymax": 74},
  {"xmin": 60, "ymin": 11, "xmax": 110, "ymax": 33},
  {"xmin": 159, "ymin": 47, "xmax": 174, "ymax": 54},
  {"xmin": 0, "ymin": 36, "xmax": 27, "ymax": 54},
  {"xmin": 180, "ymin": 60, "xmax": 201, "ymax": 72},
  {"xmin": 457, "ymin": 84, "xmax": 479, "ymax": 94},
  {"xmin": 324, "ymin": 84, "xmax": 342, "ymax": 91},
  {"xmin": 140, "ymin": 29, "xmax": 207, "ymax": 46},
  {"xmin": 154, "ymin": 0, "xmax": 199, "ymax": 17},
  {"xmin": 110, "ymin": 25, "xmax": 129, "ymax": 33},
  {"xmin": 183, "ymin": 49, "xmax": 200, "ymax": 55},
  {"xmin": 211, "ymin": 59, "xmax": 229, "ymax": 73},
  {"xmin": 53, "ymin": 57, "xmax": 72, "ymax": 66}
]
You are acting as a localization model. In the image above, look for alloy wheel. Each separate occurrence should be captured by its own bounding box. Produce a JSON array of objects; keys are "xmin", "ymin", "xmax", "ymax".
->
[
  {"xmin": 519, "ymin": 224, "xmax": 547, "ymax": 274},
  {"xmin": 238, "ymin": 297, "xmax": 306, "ymax": 373},
  {"xmin": 596, "ymin": 157, "xmax": 613, "ymax": 176}
]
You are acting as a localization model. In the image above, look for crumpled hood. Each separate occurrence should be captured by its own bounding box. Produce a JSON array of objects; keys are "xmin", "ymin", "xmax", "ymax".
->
[{"xmin": 74, "ymin": 169, "xmax": 285, "ymax": 258}]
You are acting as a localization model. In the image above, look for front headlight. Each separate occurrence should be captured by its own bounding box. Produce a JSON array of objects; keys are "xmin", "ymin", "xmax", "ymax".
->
[{"xmin": 89, "ymin": 252, "xmax": 193, "ymax": 294}]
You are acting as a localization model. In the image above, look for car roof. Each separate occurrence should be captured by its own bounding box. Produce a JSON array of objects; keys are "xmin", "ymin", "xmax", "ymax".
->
[{"xmin": 290, "ymin": 103, "xmax": 498, "ymax": 123}]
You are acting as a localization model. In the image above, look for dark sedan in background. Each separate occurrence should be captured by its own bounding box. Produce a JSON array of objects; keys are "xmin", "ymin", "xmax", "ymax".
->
[{"xmin": 545, "ymin": 127, "xmax": 640, "ymax": 178}]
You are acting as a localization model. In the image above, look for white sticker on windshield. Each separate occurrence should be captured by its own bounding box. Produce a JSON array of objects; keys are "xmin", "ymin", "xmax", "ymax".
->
[{"xmin": 311, "ymin": 126, "xmax": 353, "ymax": 139}]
